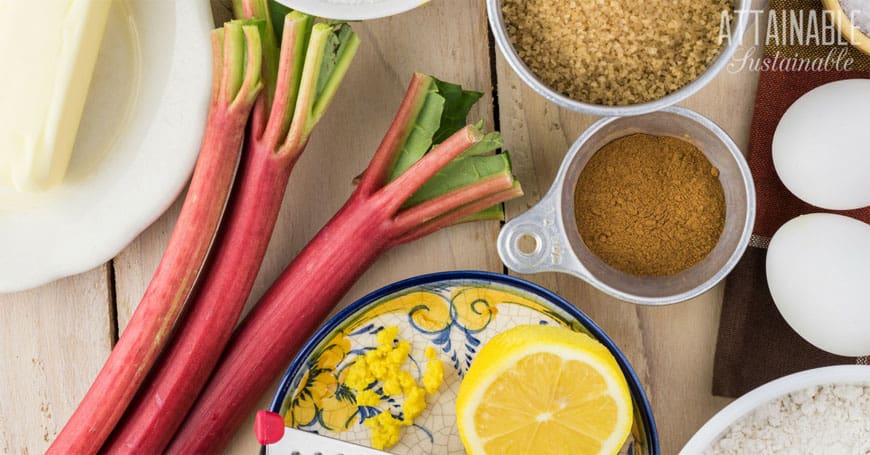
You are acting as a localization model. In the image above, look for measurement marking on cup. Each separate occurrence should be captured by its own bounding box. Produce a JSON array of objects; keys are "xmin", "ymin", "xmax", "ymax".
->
[
  {"xmin": 551, "ymin": 241, "xmax": 563, "ymax": 264},
  {"xmin": 540, "ymin": 208, "xmax": 562, "ymax": 265}
]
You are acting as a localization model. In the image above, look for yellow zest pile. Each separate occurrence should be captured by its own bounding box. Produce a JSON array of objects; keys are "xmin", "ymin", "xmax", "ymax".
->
[{"xmin": 345, "ymin": 326, "xmax": 444, "ymax": 450}]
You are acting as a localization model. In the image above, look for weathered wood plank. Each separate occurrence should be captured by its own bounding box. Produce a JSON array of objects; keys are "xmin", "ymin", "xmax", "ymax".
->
[{"xmin": 0, "ymin": 267, "xmax": 114, "ymax": 454}]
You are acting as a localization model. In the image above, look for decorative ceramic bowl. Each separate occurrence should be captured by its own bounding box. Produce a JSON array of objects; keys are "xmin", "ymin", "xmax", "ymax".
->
[{"xmin": 270, "ymin": 271, "xmax": 659, "ymax": 454}]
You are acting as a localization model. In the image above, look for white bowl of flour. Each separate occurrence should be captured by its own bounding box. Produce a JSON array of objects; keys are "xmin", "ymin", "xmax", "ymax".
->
[
  {"xmin": 276, "ymin": 0, "xmax": 429, "ymax": 20},
  {"xmin": 682, "ymin": 365, "xmax": 870, "ymax": 454}
]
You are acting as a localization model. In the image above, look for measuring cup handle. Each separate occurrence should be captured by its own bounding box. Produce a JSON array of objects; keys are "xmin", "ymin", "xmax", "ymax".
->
[{"xmin": 497, "ymin": 195, "xmax": 586, "ymax": 277}]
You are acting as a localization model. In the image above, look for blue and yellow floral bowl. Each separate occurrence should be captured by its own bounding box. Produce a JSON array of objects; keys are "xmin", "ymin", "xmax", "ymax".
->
[{"xmin": 271, "ymin": 271, "xmax": 659, "ymax": 454}]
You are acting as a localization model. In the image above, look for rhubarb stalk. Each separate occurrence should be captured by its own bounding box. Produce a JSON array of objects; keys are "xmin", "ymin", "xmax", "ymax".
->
[
  {"xmin": 48, "ymin": 21, "xmax": 264, "ymax": 454},
  {"xmin": 166, "ymin": 73, "xmax": 524, "ymax": 453},
  {"xmin": 103, "ymin": 7, "xmax": 360, "ymax": 454}
]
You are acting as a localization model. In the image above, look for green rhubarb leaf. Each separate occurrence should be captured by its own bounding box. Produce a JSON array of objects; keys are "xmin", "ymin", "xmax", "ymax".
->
[
  {"xmin": 388, "ymin": 78, "xmax": 488, "ymax": 181},
  {"xmin": 306, "ymin": 23, "xmax": 360, "ymax": 137},
  {"xmin": 387, "ymin": 76, "xmax": 516, "ymax": 222},
  {"xmin": 314, "ymin": 24, "xmax": 355, "ymax": 107},
  {"xmin": 405, "ymin": 150, "xmax": 513, "ymax": 207},
  {"xmin": 461, "ymin": 131, "xmax": 502, "ymax": 158},
  {"xmin": 431, "ymin": 79, "xmax": 484, "ymax": 145},
  {"xmin": 461, "ymin": 204, "xmax": 505, "ymax": 222},
  {"xmin": 388, "ymin": 82, "xmax": 445, "ymax": 181},
  {"xmin": 315, "ymin": 30, "xmax": 340, "ymax": 100}
]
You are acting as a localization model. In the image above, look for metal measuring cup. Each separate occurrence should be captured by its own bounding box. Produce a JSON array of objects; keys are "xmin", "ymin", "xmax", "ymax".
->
[{"xmin": 498, "ymin": 107, "xmax": 756, "ymax": 305}]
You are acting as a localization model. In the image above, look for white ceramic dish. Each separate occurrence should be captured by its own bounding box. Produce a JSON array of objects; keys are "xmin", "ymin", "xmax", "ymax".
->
[
  {"xmin": 0, "ymin": 0, "xmax": 213, "ymax": 293},
  {"xmin": 277, "ymin": 0, "xmax": 428, "ymax": 21},
  {"xmin": 681, "ymin": 365, "xmax": 870, "ymax": 454}
]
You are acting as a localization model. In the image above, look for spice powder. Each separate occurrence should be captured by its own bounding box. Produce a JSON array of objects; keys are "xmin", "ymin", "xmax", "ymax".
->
[{"xmin": 574, "ymin": 134, "xmax": 725, "ymax": 276}]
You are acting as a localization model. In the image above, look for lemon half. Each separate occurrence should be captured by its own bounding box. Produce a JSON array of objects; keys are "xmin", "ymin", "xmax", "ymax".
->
[{"xmin": 456, "ymin": 324, "xmax": 634, "ymax": 455}]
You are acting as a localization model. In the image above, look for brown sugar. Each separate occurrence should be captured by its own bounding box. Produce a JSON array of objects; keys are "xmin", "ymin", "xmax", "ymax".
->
[
  {"xmin": 574, "ymin": 134, "xmax": 726, "ymax": 276},
  {"xmin": 502, "ymin": 0, "xmax": 732, "ymax": 106}
]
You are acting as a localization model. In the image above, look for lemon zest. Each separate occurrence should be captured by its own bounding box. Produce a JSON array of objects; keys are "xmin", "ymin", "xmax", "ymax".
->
[
  {"xmin": 364, "ymin": 412, "xmax": 403, "ymax": 450},
  {"xmin": 344, "ymin": 325, "xmax": 444, "ymax": 450}
]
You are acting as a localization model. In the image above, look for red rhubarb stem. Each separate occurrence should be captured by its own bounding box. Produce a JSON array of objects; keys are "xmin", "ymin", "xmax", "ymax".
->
[
  {"xmin": 358, "ymin": 73, "xmax": 433, "ymax": 195},
  {"xmin": 103, "ymin": 146, "xmax": 296, "ymax": 454},
  {"xmin": 49, "ymin": 23, "xmax": 263, "ymax": 455},
  {"xmin": 261, "ymin": 13, "xmax": 310, "ymax": 148},
  {"xmin": 103, "ymin": 15, "xmax": 359, "ymax": 455},
  {"xmin": 393, "ymin": 182, "xmax": 524, "ymax": 246},
  {"xmin": 377, "ymin": 126, "xmax": 482, "ymax": 213},
  {"xmin": 163, "ymin": 74, "xmax": 521, "ymax": 453},
  {"xmin": 164, "ymin": 128, "xmax": 494, "ymax": 455},
  {"xmin": 166, "ymin": 196, "xmax": 392, "ymax": 453},
  {"xmin": 392, "ymin": 172, "xmax": 515, "ymax": 231}
]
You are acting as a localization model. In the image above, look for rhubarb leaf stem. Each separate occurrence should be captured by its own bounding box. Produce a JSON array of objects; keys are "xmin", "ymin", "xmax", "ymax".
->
[
  {"xmin": 378, "ymin": 125, "xmax": 482, "ymax": 213},
  {"xmin": 209, "ymin": 30, "xmax": 225, "ymax": 106},
  {"xmin": 393, "ymin": 172, "xmax": 514, "ymax": 231},
  {"xmin": 387, "ymin": 83, "xmax": 444, "ymax": 181},
  {"xmin": 262, "ymin": 12, "xmax": 312, "ymax": 148},
  {"xmin": 221, "ymin": 21, "xmax": 247, "ymax": 107},
  {"xmin": 309, "ymin": 25, "xmax": 360, "ymax": 128},
  {"xmin": 404, "ymin": 151, "xmax": 512, "ymax": 207},
  {"xmin": 232, "ymin": 24, "xmax": 264, "ymax": 108},
  {"xmin": 358, "ymin": 73, "xmax": 434, "ymax": 195},
  {"xmin": 282, "ymin": 22, "xmax": 331, "ymax": 152},
  {"xmin": 165, "ymin": 198, "xmax": 392, "ymax": 453},
  {"xmin": 393, "ymin": 181, "xmax": 524, "ymax": 246},
  {"xmin": 233, "ymin": 0, "xmax": 279, "ymax": 107}
]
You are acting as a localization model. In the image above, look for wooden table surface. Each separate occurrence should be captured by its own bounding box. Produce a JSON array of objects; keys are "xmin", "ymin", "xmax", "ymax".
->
[{"xmin": 0, "ymin": 1, "xmax": 762, "ymax": 453}]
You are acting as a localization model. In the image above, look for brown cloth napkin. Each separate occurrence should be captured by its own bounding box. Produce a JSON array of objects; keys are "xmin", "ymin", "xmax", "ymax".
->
[{"xmin": 713, "ymin": 0, "xmax": 870, "ymax": 398}]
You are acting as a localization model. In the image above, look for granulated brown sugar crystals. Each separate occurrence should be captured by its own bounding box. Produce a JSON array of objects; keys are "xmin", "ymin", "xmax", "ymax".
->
[{"xmin": 502, "ymin": 0, "xmax": 732, "ymax": 106}]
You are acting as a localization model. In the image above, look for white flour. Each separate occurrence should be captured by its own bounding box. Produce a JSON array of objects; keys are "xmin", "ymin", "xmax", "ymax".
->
[
  {"xmin": 841, "ymin": 0, "xmax": 870, "ymax": 35},
  {"xmin": 707, "ymin": 384, "xmax": 870, "ymax": 455}
]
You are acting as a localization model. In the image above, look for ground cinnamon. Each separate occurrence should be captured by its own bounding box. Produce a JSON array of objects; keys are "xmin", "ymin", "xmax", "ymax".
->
[{"xmin": 574, "ymin": 134, "xmax": 725, "ymax": 276}]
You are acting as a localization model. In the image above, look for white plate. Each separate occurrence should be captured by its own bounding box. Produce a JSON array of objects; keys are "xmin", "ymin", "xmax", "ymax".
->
[
  {"xmin": 278, "ymin": 0, "xmax": 429, "ymax": 21},
  {"xmin": 0, "ymin": 0, "xmax": 213, "ymax": 293},
  {"xmin": 681, "ymin": 365, "xmax": 870, "ymax": 454}
]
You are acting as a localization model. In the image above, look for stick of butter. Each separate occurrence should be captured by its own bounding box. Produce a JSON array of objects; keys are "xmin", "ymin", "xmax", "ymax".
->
[{"xmin": 0, "ymin": 0, "xmax": 111, "ymax": 192}]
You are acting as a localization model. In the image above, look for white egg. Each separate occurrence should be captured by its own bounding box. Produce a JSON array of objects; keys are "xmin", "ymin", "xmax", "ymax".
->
[
  {"xmin": 772, "ymin": 79, "xmax": 870, "ymax": 210},
  {"xmin": 767, "ymin": 213, "xmax": 870, "ymax": 356}
]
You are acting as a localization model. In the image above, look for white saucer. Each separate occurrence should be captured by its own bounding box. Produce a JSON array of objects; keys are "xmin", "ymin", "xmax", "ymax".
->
[
  {"xmin": 278, "ymin": 0, "xmax": 429, "ymax": 21},
  {"xmin": 0, "ymin": 0, "xmax": 213, "ymax": 293}
]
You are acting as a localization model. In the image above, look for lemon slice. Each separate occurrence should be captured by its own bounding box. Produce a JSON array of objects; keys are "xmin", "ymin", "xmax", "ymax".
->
[{"xmin": 456, "ymin": 324, "xmax": 633, "ymax": 455}]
